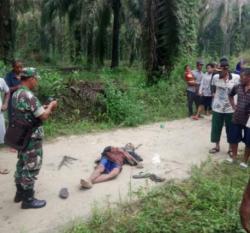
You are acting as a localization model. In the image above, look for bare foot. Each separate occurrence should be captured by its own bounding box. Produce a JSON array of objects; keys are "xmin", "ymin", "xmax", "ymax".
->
[
  {"xmin": 9, "ymin": 148, "xmax": 17, "ymax": 153},
  {"xmin": 80, "ymin": 179, "xmax": 92, "ymax": 189},
  {"xmin": 192, "ymin": 116, "xmax": 199, "ymax": 120}
]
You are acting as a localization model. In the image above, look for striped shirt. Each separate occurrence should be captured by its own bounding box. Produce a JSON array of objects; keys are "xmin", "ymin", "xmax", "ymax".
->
[{"xmin": 230, "ymin": 84, "xmax": 250, "ymax": 126}]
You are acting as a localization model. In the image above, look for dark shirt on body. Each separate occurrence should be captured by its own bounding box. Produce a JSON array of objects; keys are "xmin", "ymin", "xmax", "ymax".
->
[
  {"xmin": 4, "ymin": 71, "xmax": 21, "ymax": 123},
  {"xmin": 230, "ymin": 84, "xmax": 250, "ymax": 126}
]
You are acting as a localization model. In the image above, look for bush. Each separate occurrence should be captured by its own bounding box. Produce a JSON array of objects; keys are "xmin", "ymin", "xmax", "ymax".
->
[
  {"xmin": 0, "ymin": 61, "xmax": 8, "ymax": 77},
  {"xmin": 37, "ymin": 69, "xmax": 66, "ymax": 101},
  {"xmin": 104, "ymin": 81, "xmax": 145, "ymax": 126}
]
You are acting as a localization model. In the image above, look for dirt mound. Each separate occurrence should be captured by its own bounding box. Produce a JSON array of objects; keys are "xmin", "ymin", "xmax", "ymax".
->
[{"xmin": 59, "ymin": 80, "xmax": 106, "ymax": 119}]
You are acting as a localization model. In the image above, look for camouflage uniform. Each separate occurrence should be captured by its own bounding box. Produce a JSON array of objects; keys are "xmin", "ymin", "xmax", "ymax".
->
[{"xmin": 12, "ymin": 86, "xmax": 45, "ymax": 190}]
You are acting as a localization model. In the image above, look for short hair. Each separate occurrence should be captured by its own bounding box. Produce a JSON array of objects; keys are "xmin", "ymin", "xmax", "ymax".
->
[
  {"xmin": 12, "ymin": 60, "xmax": 22, "ymax": 67},
  {"xmin": 206, "ymin": 63, "xmax": 214, "ymax": 69},
  {"xmin": 184, "ymin": 64, "xmax": 190, "ymax": 70},
  {"xmin": 220, "ymin": 57, "xmax": 228, "ymax": 63}
]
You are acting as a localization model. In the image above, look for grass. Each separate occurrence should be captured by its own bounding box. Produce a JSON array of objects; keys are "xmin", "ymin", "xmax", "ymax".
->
[
  {"xmin": 43, "ymin": 119, "xmax": 115, "ymax": 139},
  {"xmin": 65, "ymin": 159, "xmax": 249, "ymax": 233}
]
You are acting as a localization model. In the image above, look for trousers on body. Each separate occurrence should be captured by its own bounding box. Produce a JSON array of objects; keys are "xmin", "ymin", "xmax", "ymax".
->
[
  {"xmin": 15, "ymin": 138, "xmax": 43, "ymax": 190},
  {"xmin": 211, "ymin": 111, "xmax": 233, "ymax": 143}
]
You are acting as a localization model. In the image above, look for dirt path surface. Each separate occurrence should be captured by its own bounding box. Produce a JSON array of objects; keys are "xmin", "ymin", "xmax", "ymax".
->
[{"xmin": 0, "ymin": 117, "xmax": 230, "ymax": 233}]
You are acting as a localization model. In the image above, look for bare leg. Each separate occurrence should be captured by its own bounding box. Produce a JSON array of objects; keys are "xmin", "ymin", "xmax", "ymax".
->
[
  {"xmin": 240, "ymin": 179, "xmax": 250, "ymax": 233},
  {"xmin": 80, "ymin": 165, "xmax": 105, "ymax": 189},
  {"xmin": 197, "ymin": 105, "xmax": 204, "ymax": 117},
  {"xmin": 92, "ymin": 168, "xmax": 121, "ymax": 184},
  {"xmin": 216, "ymin": 142, "xmax": 220, "ymax": 151},
  {"xmin": 231, "ymin": 144, "xmax": 238, "ymax": 160},
  {"xmin": 88, "ymin": 165, "xmax": 105, "ymax": 183},
  {"xmin": 193, "ymin": 105, "xmax": 203, "ymax": 120},
  {"xmin": 243, "ymin": 147, "xmax": 250, "ymax": 164}
]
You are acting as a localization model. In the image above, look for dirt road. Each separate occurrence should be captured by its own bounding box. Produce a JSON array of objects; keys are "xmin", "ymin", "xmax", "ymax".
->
[{"xmin": 0, "ymin": 117, "xmax": 229, "ymax": 233}]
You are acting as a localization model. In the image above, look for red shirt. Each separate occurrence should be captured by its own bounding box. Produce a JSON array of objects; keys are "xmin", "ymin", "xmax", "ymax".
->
[
  {"xmin": 106, "ymin": 148, "xmax": 127, "ymax": 166},
  {"xmin": 185, "ymin": 71, "xmax": 195, "ymax": 83}
]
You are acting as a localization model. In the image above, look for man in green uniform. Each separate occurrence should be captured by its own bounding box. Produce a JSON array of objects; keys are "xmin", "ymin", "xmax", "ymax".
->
[{"xmin": 12, "ymin": 68, "xmax": 57, "ymax": 209}]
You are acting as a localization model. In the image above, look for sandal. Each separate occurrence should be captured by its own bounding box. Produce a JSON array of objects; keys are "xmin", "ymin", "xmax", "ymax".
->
[
  {"xmin": 192, "ymin": 116, "xmax": 199, "ymax": 120},
  {"xmin": 132, "ymin": 172, "xmax": 152, "ymax": 179},
  {"xmin": 209, "ymin": 148, "xmax": 220, "ymax": 154},
  {"xmin": 0, "ymin": 169, "xmax": 9, "ymax": 175},
  {"xmin": 149, "ymin": 174, "xmax": 166, "ymax": 182}
]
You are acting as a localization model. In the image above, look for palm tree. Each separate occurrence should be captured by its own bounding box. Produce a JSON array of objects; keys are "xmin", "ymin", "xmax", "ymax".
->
[
  {"xmin": 143, "ymin": 0, "xmax": 179, "ymax": 84},
  {"xmin": 111, "ymin": 0, "xmax": 121, "ymax": 68},
  {"xmin": 144, "ymin": 0, "xmax": 200, "ymax": 84},
  {"xmin": 0, "ymin": 0, "xmax": 13, "ymax": 63},
  {"xmin": 95, "ymin": 1, "xmax": 111, "ymax": 66}
]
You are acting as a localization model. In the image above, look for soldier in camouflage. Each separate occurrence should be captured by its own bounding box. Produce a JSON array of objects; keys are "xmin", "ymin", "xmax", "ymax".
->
[{"xmin": 12, "ymin": 67, "xmax": 57, "ymax": 209}]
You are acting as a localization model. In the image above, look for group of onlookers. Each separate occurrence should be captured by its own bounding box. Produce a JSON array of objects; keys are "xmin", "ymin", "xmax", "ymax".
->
[{"xmin": 185, "ymin": 57, "xmax": 250, "ymax": 168}]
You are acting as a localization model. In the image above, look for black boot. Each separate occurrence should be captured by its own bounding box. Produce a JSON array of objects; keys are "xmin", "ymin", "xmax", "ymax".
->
[
  {"xmin": 14, "ymin": 184, "xmax": 23, "ymax": 203},
  {"xmin": 21, "ymin": 189, "xmax": 46, "ymax": 209}
]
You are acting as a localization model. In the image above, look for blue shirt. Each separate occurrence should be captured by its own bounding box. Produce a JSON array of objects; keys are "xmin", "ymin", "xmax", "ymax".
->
[
  {"xmin": 4, "ymin": 71, "xmax": 21, "ymax": 95},
  {"xmin": 4, "ymin": 71, "xmax": 21, "ymax": 122}
]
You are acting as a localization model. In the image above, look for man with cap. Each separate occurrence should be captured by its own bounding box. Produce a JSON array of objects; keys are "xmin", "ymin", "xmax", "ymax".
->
[
  {"xmin": 12, "ymin": 67, "xmax": 57, "ymax": 209},
  {"xmin": 209, "ymin": 58, "xmax": 240, "ymax": 155}
]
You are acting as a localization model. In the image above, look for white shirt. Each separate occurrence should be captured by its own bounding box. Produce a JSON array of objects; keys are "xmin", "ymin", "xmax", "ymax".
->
[
  {"xmin": 199, "ymin": 72, "xmax": 212, "ymax": 96},
  {"xmin": 211, "ymin": 73, "xmax": 240, "ymax": 113},
  {"xmin": 0, "ymin": 78, "xmax": 9, "ymax": 143},
  {"xmin": 0, "ymin": 78, "xmax": 9, "ymax": 111}
]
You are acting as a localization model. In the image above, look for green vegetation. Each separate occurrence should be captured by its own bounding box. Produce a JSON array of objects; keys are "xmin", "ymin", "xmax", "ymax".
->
[
  {"xmin": 37, "ymin": 62, "xmax": 187, "ymax": 138},
  {"xmin": 65, "ymin": 159, "xmax": 248, "ymax": 233}
]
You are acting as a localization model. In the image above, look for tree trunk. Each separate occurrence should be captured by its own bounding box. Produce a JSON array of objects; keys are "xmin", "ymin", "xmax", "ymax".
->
[
  {"xmin": 0, "ymin": 0, "xmax": 13, "ymax": 63},
  {"xmin": 96, "ymin": 4, "xmax": 111, "ymax": 67},
  {"xmin": 111, "ymin": 0, "xmax": 121, "ymax": 69},
  {"xmin": 87, "ymin": 26, "xmax": 94, "ymax": 69},
  {"xmin": 143, "ymin": 0, "xmax": 159, "ymax": 84}
]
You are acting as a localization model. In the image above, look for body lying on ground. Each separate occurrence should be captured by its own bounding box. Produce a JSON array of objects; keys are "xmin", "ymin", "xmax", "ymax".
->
[{"xmin": 80, "ymin": 146, "xmax": 143, "ymax": 189}]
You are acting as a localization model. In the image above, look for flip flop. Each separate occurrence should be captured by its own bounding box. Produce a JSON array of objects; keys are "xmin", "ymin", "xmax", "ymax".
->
[
  {"xmin": 9, "ymin": 148, "xmax": 17, "ymax": 153},
  {"xmin": 149, "ymin": 174, "xmax": 166, "ymax": 182},
  {"xmin": 192, "ymin": 116, "xmax": 199, "ymax": 120},
  {"xmin": 132, "ymin": 172, "xmax": 152, "ymax": 179},
  {"xmin": 0, "ymin": 169, "xmax": 10, "ymax": 175},
  {"xmin": 80, "ymin": 179, "xmax": 92, "ymax": 189},
  {"xmin": 209, "ymin": 148, "xmax": 220, "ymax": 154}
]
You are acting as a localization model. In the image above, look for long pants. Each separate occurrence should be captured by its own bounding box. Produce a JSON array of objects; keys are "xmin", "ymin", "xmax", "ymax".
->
[
  {"xmin": 7, "ymin": 97, "xmax": 13, "ymax": 126},
  {"xmin": 15, "ymin": 139, "xmax": 43, "ymax": 190},
  {"xmin": 186, "ymin": 90, "xmax": 199, "ymax": 116},
  {"xmin": 211, "ymin": 111, "xmax": 233, "ymax": 143},
  {"xmin": 0, "ymin": 113, "xmax": 6, "ymax": 144}
]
